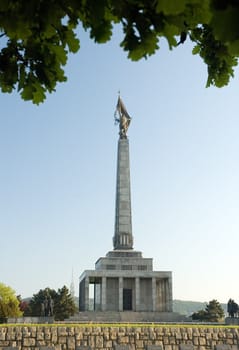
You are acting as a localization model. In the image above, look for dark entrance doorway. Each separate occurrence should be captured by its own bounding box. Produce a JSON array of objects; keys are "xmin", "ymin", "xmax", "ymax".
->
[{"xmin": 123, "ymin": 288, "xmax": 132, "ymax": 310}]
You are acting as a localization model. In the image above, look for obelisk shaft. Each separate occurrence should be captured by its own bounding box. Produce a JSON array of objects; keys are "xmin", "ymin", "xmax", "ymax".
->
[{"xmin": 113, "ymin": 137, "xmax": 133, "ymax": 250}]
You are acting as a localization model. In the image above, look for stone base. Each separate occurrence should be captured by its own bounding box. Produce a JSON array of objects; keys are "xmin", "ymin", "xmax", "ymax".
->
[
  {"xmin": 7, "ymin": 316, "xmax": 54, "ymax": 324},
  {"xmin": 225, "ymin": 316, "xmax": 239, "ymax": 325},
  {"xmin": 106, "ymin": 250, "xmax": 143, "ymax": 258},
  {"xmin": 66, "ymin": 311, "xmax": 187, "ymax": 323}
]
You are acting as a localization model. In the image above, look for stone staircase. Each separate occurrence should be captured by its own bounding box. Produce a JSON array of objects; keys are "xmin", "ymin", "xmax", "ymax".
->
[{"xmin": 66, "ymin": 311, "xmax": 187, "ymax": 323}]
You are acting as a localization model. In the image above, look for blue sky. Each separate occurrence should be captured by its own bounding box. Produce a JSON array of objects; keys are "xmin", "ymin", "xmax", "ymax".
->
[{"xmin": 1, "ymin": 25, "xmax": 239, "ymax": 304}]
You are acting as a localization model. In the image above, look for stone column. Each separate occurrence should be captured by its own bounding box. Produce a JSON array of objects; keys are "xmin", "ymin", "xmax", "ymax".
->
[
  {"xmin": 157, "ymin": 279, "xmax": 162, "ymax": 311},
  {"xmin": 84, "ymin": 276, "xmax": 89, "ymax": 311},
  {"xmin": 169, "ymin": 275, "xmax": 173, "ymax": 312},
  {"xmin": 162, "ymin": 279, "xmax": 166, "ymax": 311},
  {"xmin": 101, "ymin": 277, "xmax": 107, "ymax": 311},
  {"xmin": 152, "ymin": 277, "xmax": 156, "ymax": 312},
  {"xmin": 119, "ymin": 277, "xmax": 123, "ymax": 311},
  {"xmin": 165, "ymin": 276, "xmax": 173, "ymax": 312},
  {"xmin": 113, "ymin": 138, "xmax": 133, "ymax": 250},
  {"xmin": 135, "ymin": 277, "xmax": 140, "ymax": 311}
]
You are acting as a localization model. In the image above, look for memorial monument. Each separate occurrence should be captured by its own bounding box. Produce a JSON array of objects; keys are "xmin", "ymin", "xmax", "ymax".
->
[{"xmin": 78, "ymin": 97, "xmax": 181, "ymax": 322}]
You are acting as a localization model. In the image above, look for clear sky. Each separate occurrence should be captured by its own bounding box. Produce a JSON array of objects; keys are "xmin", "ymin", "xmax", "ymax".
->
[{"xmin": 1, "ymin": 25, "xmax": 239, "ymax": 304}]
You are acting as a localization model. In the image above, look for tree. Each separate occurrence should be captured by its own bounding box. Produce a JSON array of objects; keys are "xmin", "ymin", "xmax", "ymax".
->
[
  {"xmin": 192, "ymin": 299, "xmax": 224, "ymax": 322},
  {"xmin": 1, "ymin": 1, "xmax": 239, "ymax": 104},
  {"xmin": 28, "ymin": 287, "xmax": 58, "ymax": 317},
  {"xmin": 0, "ymin": 282, "xmax": 22, "ymax": 322},
  {"xmin": 205, "ymin": 299, "xmax": 225, "ymax": 322},
  {"xmin": 54, "ymin": 286, "xmax": 77, "ymax": 321},
  {"xmin": 191, "ymin": 309, "xmax": 208, "ymax": 321},
  {"xmin": 28, "ymin": 286, "xmax": 77, "ymax": 321}
]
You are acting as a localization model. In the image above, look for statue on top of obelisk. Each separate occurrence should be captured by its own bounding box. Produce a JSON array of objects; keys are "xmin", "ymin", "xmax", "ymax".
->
[{"xmin": 114, "ymin": 94, "xmax": 131, "ymax": 138}]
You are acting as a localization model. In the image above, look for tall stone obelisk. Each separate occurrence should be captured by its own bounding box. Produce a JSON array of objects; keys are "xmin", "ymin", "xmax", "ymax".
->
[
  {"xmin": 113, "ymin": 97, "xmax": 133, "ymax": 250},
  {"xmin": 114, "ymin": 137, "xmax": 133, "ymax": 249}
]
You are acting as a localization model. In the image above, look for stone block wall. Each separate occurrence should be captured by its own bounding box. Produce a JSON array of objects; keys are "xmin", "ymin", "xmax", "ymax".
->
[{"xmin": 0, "ymin": 325, "xmax": 239, "ymax": 350}]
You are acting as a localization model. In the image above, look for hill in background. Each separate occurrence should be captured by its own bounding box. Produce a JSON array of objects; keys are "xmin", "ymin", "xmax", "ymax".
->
[{"xmin": 173, "ymin": 299, "xmax": 227, "ymax": 316}]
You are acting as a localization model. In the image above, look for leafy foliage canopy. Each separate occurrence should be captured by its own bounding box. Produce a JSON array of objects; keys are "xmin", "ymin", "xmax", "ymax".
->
[
  {"xmin": 0, "ymin": 282, "xmax": 22, "ymax": 322},
  {"xmin": 1, "ymin": 0, "xmax": 239, "ymax": 103},
  {"xmin": 28, "ymin": 286, "xmax": 77, "ymax": 321}
]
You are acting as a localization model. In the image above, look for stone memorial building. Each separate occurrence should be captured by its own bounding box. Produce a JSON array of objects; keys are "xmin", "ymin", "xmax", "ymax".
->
[{"xmin": 79, "ymin": 97, "xmax": 176, "ymax": 321}]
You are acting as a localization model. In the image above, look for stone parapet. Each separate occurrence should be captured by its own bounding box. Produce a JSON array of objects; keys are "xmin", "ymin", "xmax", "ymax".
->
[{"xmin": 0, "ymin": 325, "xmax": 239, "ymax": 350}]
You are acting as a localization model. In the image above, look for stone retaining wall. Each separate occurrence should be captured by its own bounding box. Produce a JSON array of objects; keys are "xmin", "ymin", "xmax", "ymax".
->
[{"xmin": 0, "ymin": 325, "xmax": 239, "ymax": 350}]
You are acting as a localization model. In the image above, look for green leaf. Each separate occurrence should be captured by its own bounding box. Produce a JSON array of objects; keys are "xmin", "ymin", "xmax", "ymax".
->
[
  {"xmin": 47, "ymin": 44, "xmax": 67, "ymax": 65},
  {"xmin": 163, "ymin": 23, "xmax": 179, "ymax": 49},
  {"xmin": 41, "ymin": 23, "xmax": 57, "ymax": 39},
  {"xmin": 32, "ymin": 84, "xmax": 46, "ymax": 105},
  {"xmin": 90, "ymin": 21, "xmax": 113, "ymax": 43},
  {"xmin": 0, "ymin": 80, "xmax": 13, "ymax": 93},
  {"xmin": 192, "ymin": 45, "xmax": 200, "ymax": 55},
  {"xmin": 1, "ymin": 17, "xmax": 32, "ymax": 39},
  {"xmin": 141, "ymin": 31, "xmax": 159, "ymax": 55},
  {"xmin": 21, "ymin": 85, "xmax": 33, "ymax": 101},
  {"xmin": 127, "ymin": 46, "xmax": 145, "ymax": 61},
  {"xmin": 65, "ymin": 30, "xmax": 80, "ymax": 53},
  {"xmin": 211, "ymin": 8, "xmax": 239, "ymax": 42},
  {"xmin": 184, "ymin": 0, "xmax": 211, "ymax": 26},
  {"xmin": 156, "ymin": 0, "xmax": 186, "ymax": 15},
  {"xmin": 228, "ymin": 40, "xmax": 239, "ymax": 55}
]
